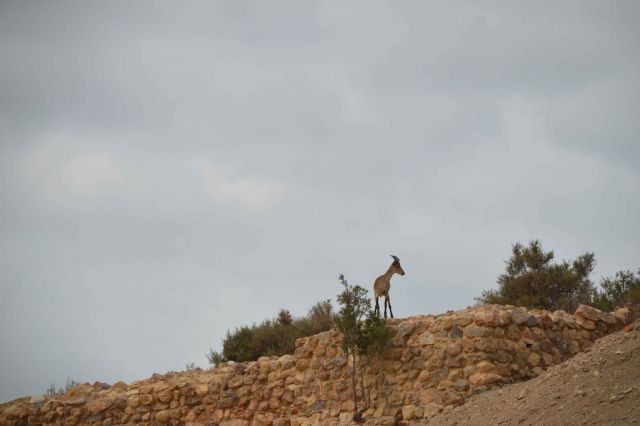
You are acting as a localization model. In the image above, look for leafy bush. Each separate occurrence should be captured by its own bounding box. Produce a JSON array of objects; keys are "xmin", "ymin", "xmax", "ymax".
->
[
  {"xmin": 592, "ymin": 269, "xmax": 640, "ymax": 311},
  {"xmin": 207, "ymin": 300, "xmax": 336, "ymax": 365},
  {"xmin": 477, "ymin": 240, "xmax": 640, "ymax": 314},
  {"xmin": 476, "ymin": 240, "xmax": 596, "ymax": 312}
]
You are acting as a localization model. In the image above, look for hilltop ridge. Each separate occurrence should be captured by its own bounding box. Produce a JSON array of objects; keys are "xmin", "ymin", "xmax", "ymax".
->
[{"xmin": 1, "ymin": 303, "xmax": 638, "ymax": 425}]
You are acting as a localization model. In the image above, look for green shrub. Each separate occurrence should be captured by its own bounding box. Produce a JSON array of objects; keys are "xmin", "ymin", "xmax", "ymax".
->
[
  {"xmin": 592, "ymin": 269, "xmax": 640, "ymax": 311},
  {"xmin": 477, "ymin": 240, "xmax": 639, "ymax": 314},
  {"xmin": 476, "ymin": 240, "xmax": 596, "ymax": 312},
  {"xmin": 207, "ymin": 300, "xmax": 337, "ymax": 365}
]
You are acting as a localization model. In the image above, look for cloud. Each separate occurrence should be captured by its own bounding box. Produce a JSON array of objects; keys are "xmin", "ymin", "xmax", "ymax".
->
[
  {"xmin": 194, "ymin": 161, "xmax": 284, "ymax": 212},
  {"xmin": 24, "ymin": 134, "xmax": 125, "ymax": 198}
]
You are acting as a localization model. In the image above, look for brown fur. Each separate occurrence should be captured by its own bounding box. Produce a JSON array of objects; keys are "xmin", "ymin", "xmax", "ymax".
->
[{"xmin": 373, "ymin": 255, "xmax": 405, "ymax": 318}]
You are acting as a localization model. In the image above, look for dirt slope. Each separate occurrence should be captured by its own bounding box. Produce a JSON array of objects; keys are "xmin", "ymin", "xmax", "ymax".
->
[{"xmin": 422, "ymin": 320, "xmax": 640, "ymax": 426}]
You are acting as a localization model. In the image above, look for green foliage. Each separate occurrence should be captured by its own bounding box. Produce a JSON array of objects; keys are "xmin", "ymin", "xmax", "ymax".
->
[
  {"xmin": 277, "ymin": 309, "xmax": 293, "ymax": 325},
  {"xmin": 206, "ymin": 349, "xmax": 225, "ymax": 367},
  {"xmin": 335, "ymin": 274, "xmax": 371, "ymax": 357},
  {"xmin": 477, "ymin": 240, "xmax": 596, "ymax": 312},
  {"xmin": 185, "ymin": 362, "xmax": 198, "ymax": 371},
  {"xmin": 335, "ymin": 275, "xmax": 390, "ymax": 358},
  {"xmin": 359, "ymin": 310, "xmax": 392, "ymax": 358},
  {"xmin": 335, "ymin": 274, "xmax": 390, "ymax": 419},
  {"xmin": 592, "ymin": 269, "xmax": 640, "ymax": 311},
  {"xmin": 294, "ymin": 300, "xmax": 336, "ymax": 337},
  {"xmin": 207, "ymin": 300, "xmax": 337, "ymax": 365}
]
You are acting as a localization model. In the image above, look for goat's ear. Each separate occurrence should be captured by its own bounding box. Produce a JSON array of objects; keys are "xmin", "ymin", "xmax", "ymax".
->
[{"xmin": 390, "ymin": 255, "xmax": 400, "ymax": 262}]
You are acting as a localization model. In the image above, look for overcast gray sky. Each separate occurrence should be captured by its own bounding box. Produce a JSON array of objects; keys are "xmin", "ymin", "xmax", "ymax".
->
[{"xmin": 1, "ymin": 1, "xmax": 639, "ymax": 402}]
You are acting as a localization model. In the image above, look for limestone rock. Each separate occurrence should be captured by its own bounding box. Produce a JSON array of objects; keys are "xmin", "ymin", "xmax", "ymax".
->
[
  {"xmin": 474, "ymin": 309, "xmax": 501, "ymax": 326},
  {"xmin": 576, "ymin": 304, "xmax": 602, "ymax": 322},
  {"xmin": 30, "ymin": 395, "xmax": 45, "ymax": 404},
  {"xmin": 402, "ymin": 404, "xmax": 416, "ymax": 420},
  {"xmin": 420, "ymin": 388, "xmax": 445, "ymax": 405},
  {"xmin": 535, "ymin": 314, "xmax": 555, "ymax": 329},
  {"xmin": 453, "ymin": 379, "xmax": 470, "ymax": 391},
  {"xmin": 511, "ymin": 307, "xmax": 529, "ymax": 325},
  {"xmin": 86, "ymin": 397, "xmax": 115, "ymax": 414},
  {"xmin": 419, "ymin": 331, "xmax": 435, "ymax": 345},
  {"xmin": 111, "ymin": 381, "xmax": 128, "ymax": 391},
  {"xmin": 194, "ymin": 383, "xmax": 208, "ymax": 396},
  {"xmin": 155, "ymin": 410, "xmax": 170, "ymax": 423},
  {"xmin": 469, "ymin": 373, "xmax": 502, "ymax": 386},
  {"xmin": 465, "ymin": 326, "xmax": 492, "ymax": 338},
  {"xmin": 253, "ymin": 412, "xmax": 274, "ymax": 426},
  {"xmin": 448, "ymin": 326, "xmax": 463, "ymax": 339},
  {"xmin": 576, "ymin": 316, "xmax": 596, "ymax": 330}
]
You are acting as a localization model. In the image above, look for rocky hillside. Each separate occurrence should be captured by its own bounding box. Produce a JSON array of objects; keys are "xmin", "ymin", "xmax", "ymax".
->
[
  {"xmin": 1, "ymin": 304, "xmax": 638, "ymax": 426},
  {"xmin": 426, "ymin": 317, "xmax": 640, "ymax": 426}
]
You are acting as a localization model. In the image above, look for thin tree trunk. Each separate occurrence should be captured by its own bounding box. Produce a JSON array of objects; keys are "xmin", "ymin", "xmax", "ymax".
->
[
  {"xmin": 351, "ymin": 352, "xmax": 358, "ymax": 414},
  {"xmin": 359, "ymin": 356, "xmax": 366, "ymax": 410}
]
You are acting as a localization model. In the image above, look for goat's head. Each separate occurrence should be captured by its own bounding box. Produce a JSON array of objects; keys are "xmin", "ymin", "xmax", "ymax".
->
[{"xmin": 390, "ymin": 255, "xmax": 405, "ymax": 276}]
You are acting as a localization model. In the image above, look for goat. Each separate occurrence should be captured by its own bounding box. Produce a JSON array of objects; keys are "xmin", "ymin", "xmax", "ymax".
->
[{"xmin": 373, "ymin": 255, "xmax": 405, "ymax": 319}]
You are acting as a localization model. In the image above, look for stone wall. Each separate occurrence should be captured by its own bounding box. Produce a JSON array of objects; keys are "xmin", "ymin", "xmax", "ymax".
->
[{"xmin": 1, "ymin": 304, "xmax": 638, "ymax": 426}]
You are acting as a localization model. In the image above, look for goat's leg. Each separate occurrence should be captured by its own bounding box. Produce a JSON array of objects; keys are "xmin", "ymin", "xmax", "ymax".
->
[
  {"xmin": 383, "ymin": 296, "xmax": 388, "ymax": 319},
  {"xmin": 387, "ymin": 295, "xmax": 394, "ymax": 318},
  {"xmin": 374, "ymin": 297, "xmax": 380, "ymax": 316}
]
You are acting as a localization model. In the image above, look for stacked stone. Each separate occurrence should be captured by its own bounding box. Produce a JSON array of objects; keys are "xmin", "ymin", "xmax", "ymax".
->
[{"xmin": 1, "ymin": 304, "xmax": 638, "ymax": 426}]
